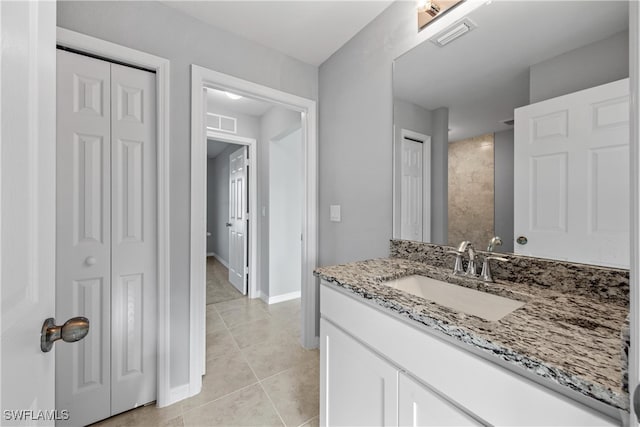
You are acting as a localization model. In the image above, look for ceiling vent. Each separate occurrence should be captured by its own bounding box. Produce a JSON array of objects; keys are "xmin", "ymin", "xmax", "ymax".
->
[{"xmin": 429, "ymin": 18, "xmax": 477, "ymax": 47}]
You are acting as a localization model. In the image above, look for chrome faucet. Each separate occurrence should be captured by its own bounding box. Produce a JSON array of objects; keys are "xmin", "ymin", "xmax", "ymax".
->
[
  {"xmin": 486, "ymin": 236, "xmax": 503, "ymax": 252},
  {"xmin": 447, "ymin": 241, "xmax": 478, "ymax": 277},
  {"xmin": 446, "ymin": 248, "xmax": 465, "ymax": 275},
  {"xmin": 480, "ymin": 256, "xmax": 508, "ymax": 282}
]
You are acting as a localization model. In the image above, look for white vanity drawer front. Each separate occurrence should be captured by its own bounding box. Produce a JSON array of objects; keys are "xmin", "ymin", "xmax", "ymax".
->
[{"xmin": 320, "ymin": 282, "xmax": 619, "ymax": 426}]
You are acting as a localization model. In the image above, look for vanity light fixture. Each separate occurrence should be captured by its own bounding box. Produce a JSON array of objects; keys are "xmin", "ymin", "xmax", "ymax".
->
[
  {"xmin": 418, "ymin": 0, "xmax": 463, "ymax": 31},
  {"xmin": 225, "ymin": 91, "xmax": 242, "ymax": 100},
  {"xmin": 429, "ymin": 17, "xmax": 477, "ymax": 47}
]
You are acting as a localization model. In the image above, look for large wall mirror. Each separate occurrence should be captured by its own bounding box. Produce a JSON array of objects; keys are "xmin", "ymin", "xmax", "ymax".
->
[{"xmin": 393, "ymin": 0, "xmax": 630, "ymax": 268}]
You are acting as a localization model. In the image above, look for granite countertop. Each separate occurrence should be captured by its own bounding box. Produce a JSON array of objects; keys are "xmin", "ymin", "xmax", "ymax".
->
[{"xmin": 315, "ymin": 257, "xmax": 629, "ymax": 411}]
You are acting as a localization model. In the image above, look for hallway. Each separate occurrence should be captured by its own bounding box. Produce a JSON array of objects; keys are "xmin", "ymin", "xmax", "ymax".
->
[{"xmin": 92, "ymin": 259, "xmax": 319, "ymax": 426}]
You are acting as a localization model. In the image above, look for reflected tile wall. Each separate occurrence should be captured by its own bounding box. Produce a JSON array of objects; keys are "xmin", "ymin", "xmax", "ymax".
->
[{"xmin": 448, "ymin": 133, "xmax": 495, "ymax": 247}]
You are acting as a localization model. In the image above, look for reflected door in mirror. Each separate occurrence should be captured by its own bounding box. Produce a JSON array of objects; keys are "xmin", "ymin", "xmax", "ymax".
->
[{"xmin": 514, "ymin": 78, "xmax": 629, "ymax": 268}]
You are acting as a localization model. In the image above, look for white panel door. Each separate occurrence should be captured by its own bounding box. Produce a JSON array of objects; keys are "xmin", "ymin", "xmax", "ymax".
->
[
  {"xmin": 320, "ymin": 318, "xmax": 398, "ymax": 427},
  {"xmin": 56, "ymin": 51, "xmax": 157, "ymax": 426},
  {"xmin": 1, "ymin": 1, "xmax": 57, "ymax": 423},
  {"xmin": 56, "ymin": 50, "xmax": 112, "ymax": 426},
  {"xmin": 228, "ymin": 146, "xmax": 247, "ymax": 294},
  {"xmin": 110, "ymin": 63, "xmax": 157, "ymax": 414},
  {"xmin": 400, "ymin": 139, "xmax": 423, "ymax": 242},
  {"xmin": 514, "ymin": 79, "xmax": 629, "ymax": 268},
  {"xmin": 398, "ymin": 372, "xmax": 479, "ymax": 426}
]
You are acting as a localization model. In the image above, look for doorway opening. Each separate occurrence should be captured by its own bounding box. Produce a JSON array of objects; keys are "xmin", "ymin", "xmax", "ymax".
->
[
  {"xmin": 203, "ymin": 85, "xmax": 304, "ymax": 314},
  {"xmin": 190, "ymin": 66, "xmax": 318, "ymax": 395},
  {"xmin": 206, "ymin": 138, "xmax": 248, "ymax": 305}
]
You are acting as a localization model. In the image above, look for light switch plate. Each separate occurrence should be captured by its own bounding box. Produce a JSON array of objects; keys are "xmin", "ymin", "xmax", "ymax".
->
[{"xmin": 330, "ymin": 205, "xmax": 341, "ymax": 222}]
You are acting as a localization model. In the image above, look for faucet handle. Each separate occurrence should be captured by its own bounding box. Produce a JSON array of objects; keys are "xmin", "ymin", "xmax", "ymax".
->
[
  {"xmin": 481, "ymin": 256, "xmax": 508, "ymax": 282},
  {"xmin": 446, "ymin": 250, "xmax": 465, "ymax": 275}
]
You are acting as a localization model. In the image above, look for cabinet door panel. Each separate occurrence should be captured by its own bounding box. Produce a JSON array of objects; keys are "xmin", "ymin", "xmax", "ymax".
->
[
  {"xmin": 321, "ymin": 319, "xmax": 398, "ymax": 426},
  {"xmin": 398, "ymin": 372, "xmax": 480, "ymax": 426}
]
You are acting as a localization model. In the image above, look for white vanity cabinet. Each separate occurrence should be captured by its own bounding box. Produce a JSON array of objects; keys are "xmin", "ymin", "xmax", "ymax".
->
[
  {"xmin": 398, "ymin": 372, "xmax": 480, "ymax": 426},
  {"xmin": 321, "ymin": 319, "xmax": 477, "ymax": 427},
  {"xmin": 319, "ymin": 281, "xmax": 621, "ymax": 426},
  {"xmin": 321, "ymin": 319, "xmax": 398, "ymax": 426}
]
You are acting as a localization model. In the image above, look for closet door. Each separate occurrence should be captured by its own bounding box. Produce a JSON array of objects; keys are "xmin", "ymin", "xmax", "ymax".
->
[
  {"xmin": 110, "ymin": 63, "xmax": 157, "ymax": 413},
  {"xmin": 56, "ymin": 49, "xmax": 112, "ymax": 426},
  {"xmin": 57, "ymin": 50, "xmax": 157, "ymax": 425}
]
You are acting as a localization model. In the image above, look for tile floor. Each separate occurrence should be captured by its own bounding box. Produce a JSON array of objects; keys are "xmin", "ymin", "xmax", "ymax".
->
[
  {"xmin": 93, "ymin": 259, "xmax": 319, "ymax": 427},
  {"xmin": 206, "ymin": 257, "xmax": 243, "ymax": 305}
]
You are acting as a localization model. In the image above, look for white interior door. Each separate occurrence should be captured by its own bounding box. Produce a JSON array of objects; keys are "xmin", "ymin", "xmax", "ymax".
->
[
  {"xmin": 56, "ymin": 49, "xmax": 112, "ymax": 426},
  {"xmin": 228, "ymin": 146, "xmax": 247, "ymax": 294},
  {"xmin": 110, "ymin": 62, "xmax": 157, "ymax": 415},
  {"xmin": 514, "ymin": 78, "xmax": 629, "ymax": 268},
  {"xmin": 400, "ymin": 138, "xmax": 423, "ymax": 241},
  {"xmin": 1, "ymin": 1, "xmax": 57, "ymax": 423},
  {"xmin": 56, "ymin": 50, "xmax": 156, "ymax": 426}
]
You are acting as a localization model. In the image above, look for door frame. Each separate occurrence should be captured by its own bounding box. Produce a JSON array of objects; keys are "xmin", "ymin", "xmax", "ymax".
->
[
  {"xmin": 392, "ymin": 128, "xmax": 431, "ymax": 242},
  {"xmin": 190, "ymin": 65, "xmax": 318, "ymax": 394},
  {"xmin": 629, "ymin": 1, "xmax": 640, "ymax": 425},
  {"xmin": 55, "ymin": 28, "xmax": 173, "ymax": 407},
  {"xmin": 205, "ymin": 131, "xmax": 258, "ymax": 301}
]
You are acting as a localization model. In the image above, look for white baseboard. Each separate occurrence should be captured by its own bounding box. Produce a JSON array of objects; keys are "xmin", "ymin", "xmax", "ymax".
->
[
  {"xmin": 207, "ymin": 252, "xmax": 229, "ymax": 268},
  {"xmin": 268, "ymin": 290, "xmax": 301, "ymax": 305},
  {"xmin": 165, "ymin": 383, "xmax": 192, "ymax": 407}
]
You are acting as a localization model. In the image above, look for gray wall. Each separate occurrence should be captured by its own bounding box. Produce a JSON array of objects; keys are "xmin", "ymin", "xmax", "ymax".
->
[
  {"xmin": 57, "ymin": 0, "xmax": 318, "ymax": 389},
  {"xmin": 207, "ymin": 143, "xmax": 243, "ymax": 261},
  {"xmin": 530, "ymin": 31, "xmax": 629, "ymax": 103},
  {"xmin": 319, "ymin": 1, "xmax": 440, "ymax": 266},
  {"xmin": 269, "ymin": 128, "xmax": 303, "ymax": 299},
  {"xmin": 494, "ymin": 129, "xmax": 514, "ymax": 254},
  {"xmin": 258, "ymin": 107, "xmax": 302, "ymax": 298},
  {"xmin": 430, "ymin": 107, "xmax": 449, "ymax": 245}
]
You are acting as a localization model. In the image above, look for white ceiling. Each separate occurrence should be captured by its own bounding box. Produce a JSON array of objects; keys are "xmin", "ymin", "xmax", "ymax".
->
[
  {"xmin": 207, "ymin": 87, "xmax": 273, "ymax": 116},
  {"xmin": 394, "ymin": 1, "xmax": 629, "ymax": 142},
  {"xmin": 160, "ymin": 0, "xmax": 394, "ymax": 66}
]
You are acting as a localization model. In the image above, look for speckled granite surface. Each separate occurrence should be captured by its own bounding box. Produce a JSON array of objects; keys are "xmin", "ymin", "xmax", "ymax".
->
[
  {"xmin": 315, "ymin": 256, "xmax": 629, "ymax": 411},
  {"xmin": 390, "ymin": 240, "xmax": 630, "ymax": 304}
]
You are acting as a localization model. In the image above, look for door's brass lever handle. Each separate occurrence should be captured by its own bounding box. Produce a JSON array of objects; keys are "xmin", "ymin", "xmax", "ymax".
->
[{"xmin": 40, "ymin": 317, "xmax": 90, "ymax": 352}]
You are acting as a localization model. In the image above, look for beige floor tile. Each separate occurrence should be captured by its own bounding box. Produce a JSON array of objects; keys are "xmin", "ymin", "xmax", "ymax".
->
[
  {"xmin": 206, "ymin": 305, "xmax": 227, "ymax": 333},
  {"xmin": 182, "ymin": 349, "xmax": 259, "ymax": 413},
  {"xmin": 298, "ymin": 416, "xmax": 319, "ymax": 427},
  {"xmin": 271, "ymin": 314, "xmax": 302, "ymax": 340},
  {"xmin": 228, "ymin": 316, "xmax": 294, "ymax": 349},
  {"xmin": 241, "ymin": 335, "xmax": 312, "ymax": 380},
  {"xmin": 206, "ymin": 328, "xmax": 238, "ymax": 361},
  {"xmin": 207, "ymin": 257, "xmax": 243, "ymax": 305},
  {"xmin": 214, "ymin": 297, "xmax": 267, "ymax": 315},
  {"xmin": 218, "ymin": 304, "xmax": 271, "ymax": 329},
  {"xmin": 182, "ymin": 383, "xmax": 283, "ymax": 427},
  {"xmin": 263, "ymin": 299, "xmax": 301, "ymax": 318},
  {"xmin": 261, "ymin": 357, "xmax": 319, "ymax": 427},
  {"xmin": 90, "ymin": 402, "xmax": 183, "ymax": 427}
]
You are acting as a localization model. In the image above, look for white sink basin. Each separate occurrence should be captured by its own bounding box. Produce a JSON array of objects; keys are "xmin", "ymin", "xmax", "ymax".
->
[{"xmin": 383, "ymin": 275, "xmax": 525, "ymax": 321}]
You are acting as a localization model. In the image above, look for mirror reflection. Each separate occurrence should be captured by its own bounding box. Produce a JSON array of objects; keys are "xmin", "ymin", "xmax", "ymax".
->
[{"xmin": 393, "ymin": 1, "xmax": 630, "ymax": 268}]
